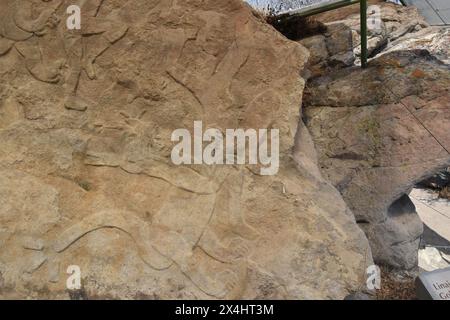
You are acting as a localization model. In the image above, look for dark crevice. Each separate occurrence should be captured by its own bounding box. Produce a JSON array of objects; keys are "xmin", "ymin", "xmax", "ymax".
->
[{"xmin": 266, "ymin": 15, "xmax": 327, "ymax": 41}]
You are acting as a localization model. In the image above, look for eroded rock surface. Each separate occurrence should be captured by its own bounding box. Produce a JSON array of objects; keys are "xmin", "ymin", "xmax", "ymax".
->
[
  {"xmin": 383, "ymin": 27, "xmax": 450, "ymax": 65},
  {"xmin": 317, "ymin": 2, "xmax": 429, "ymax": 63},
  {"xmin": 304, "ymin": 50, "xmax": 450, "ymax": 269},
  {"xmin": 299, "ymin": 23, "xmax": 355, "ymax": 78},
  {"xmin": 0, "ymin": 0, "xmax": 372, "ymax": 299}
]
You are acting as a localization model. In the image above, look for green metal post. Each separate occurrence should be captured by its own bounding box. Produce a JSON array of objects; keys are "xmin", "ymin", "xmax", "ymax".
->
[{"xmin": 360, "ymin": 0, "xmax": 368, "ymax": 68}]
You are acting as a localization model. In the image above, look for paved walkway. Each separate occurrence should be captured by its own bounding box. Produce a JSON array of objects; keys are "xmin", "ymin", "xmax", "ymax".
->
[
  {"xmin": 410, "ymin": 188, "xmax": 450, "ymax": 271},
  {"xmin": 404, "ymin": 0, "xmax": 450, "ymax": 25}
]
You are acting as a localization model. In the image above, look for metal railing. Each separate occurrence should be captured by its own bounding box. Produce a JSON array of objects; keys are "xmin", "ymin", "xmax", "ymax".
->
[{"xmin": 274, "ymin": 0, "xmax": 369, "ymax": 68}]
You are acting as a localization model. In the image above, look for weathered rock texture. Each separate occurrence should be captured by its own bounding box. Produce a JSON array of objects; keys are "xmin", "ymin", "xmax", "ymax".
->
[
  {"xmin": 383, "ymin": 27, "xmax": 450, "ymax": 65},
  {"xmin": 304, "ymin": 50, "xmax": 450, "ymax": 269},
  {"xmin": 0, "ymin": 0, "xmax": 372, "ymax": 299},
  {"xmin": 317, "ymin": 2, "xmax": 429, "ymax": 63},
  {"xmin": 299, "ymin": 23, "xmax": 355, "ymax": 78}
]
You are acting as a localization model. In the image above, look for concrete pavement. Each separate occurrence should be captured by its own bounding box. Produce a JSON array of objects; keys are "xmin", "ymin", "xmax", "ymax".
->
[
  {"xmin": 404, "ymin": 0, "xmax": 450, "ymax": 25},
  {"xmin": 410, "ymin": 188, "xmax": 450, "ymax": 271}
]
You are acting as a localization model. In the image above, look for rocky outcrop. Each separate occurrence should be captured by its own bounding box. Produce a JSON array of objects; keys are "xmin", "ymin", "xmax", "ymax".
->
[
  {"xmin": 382, "ymin": 27, "xmax": 450, "ymax": 65},
  {"xmin": 299, "ymin": 23, "xmax": 355, "ymax": 78},
  {"xmin": 317, "ymin": 2, "xmax": 429, "ymax": 63},
  {"xmin": 296, "ymin": 0, "xmax": 450, "ymax": 271},
  {"xmin": 304, "ymin": 50, "xmax": 450, "ymax": 269},
  {"xmin": 0, "ymin": 0, "xmax": 372, "ymax": 299}
]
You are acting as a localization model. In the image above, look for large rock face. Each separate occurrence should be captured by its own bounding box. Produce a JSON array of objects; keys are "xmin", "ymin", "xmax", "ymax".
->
[
  {"xmin": 304, "ymin": 50, "xmax": 450, "ymax": 269},
  {"xmin": 0, "ymin": 0, "xmax": 371, "ymax": 299}
]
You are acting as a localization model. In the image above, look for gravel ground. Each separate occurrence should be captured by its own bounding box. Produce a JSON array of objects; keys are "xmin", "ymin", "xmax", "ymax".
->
[{"xmin": 376, "ymin": 266, "xmax": 417, "ymax": 300}]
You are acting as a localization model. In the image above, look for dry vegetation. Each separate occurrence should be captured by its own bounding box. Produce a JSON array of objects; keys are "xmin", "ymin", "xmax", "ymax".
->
[
  {"xmin": 439, "ymin": 186, "xmax": 450, "ymax": 200},
  {"xmin": 267, "ymin": 15, "xmax": 327, "ymax": 40},
  {"xmin": 248, "ymin": 0, "xmax": 327, "ymax": 40}
]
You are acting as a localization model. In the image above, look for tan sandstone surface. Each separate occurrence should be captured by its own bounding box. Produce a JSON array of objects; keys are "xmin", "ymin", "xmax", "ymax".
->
[{"xmin": 0, "ymin": 0, "xmax": 372, "ymax": 299}]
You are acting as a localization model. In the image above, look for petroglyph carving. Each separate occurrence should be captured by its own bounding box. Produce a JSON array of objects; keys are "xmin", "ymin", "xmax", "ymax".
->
[
  {"xmin": 53, "ymin": 198, "xmax": 250, "ymax": 299},
  {"xmin": 62, "ymin": 0, "xmax": 128, "ymax": 111},
  {"xmin": 0, "ymin": 0, "xmax": 373, "ymax": 300},
  {"xmin": 0, "ymin": 0, "xmax": 128, "ymax": 111}
]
